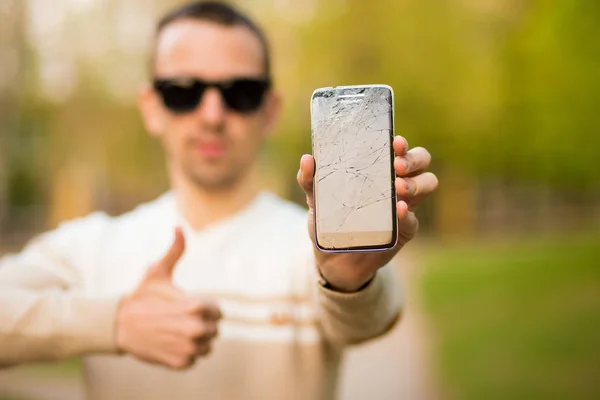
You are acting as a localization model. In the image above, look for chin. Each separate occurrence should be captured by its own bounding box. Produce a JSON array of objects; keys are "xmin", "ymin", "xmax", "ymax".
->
[{"xmin": 187, "ymin": 170, "xmax": 240, "ymax": 190}]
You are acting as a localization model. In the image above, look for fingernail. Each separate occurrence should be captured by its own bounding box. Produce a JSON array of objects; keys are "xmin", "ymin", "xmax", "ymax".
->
[
  {"xmin": 301, "ymin": 154, "xmax": 312, "ymax": 177},
  {"xmin": 300, "ymin": 155, "xmax": 308, "ymax": 175},
  {"xmin": 404, "ymin": 180, "xmax": 411, "ymax": 195},
  {"xmin": 399, "ymin": 158, "xmax": 409, "ymax": 173}
]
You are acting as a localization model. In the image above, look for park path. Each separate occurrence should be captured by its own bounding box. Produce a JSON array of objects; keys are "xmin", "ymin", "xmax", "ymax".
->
[
  {"xmin": 0, "ymin": 245, "xmax": 439, "ymax": 400},
  {"xmin": 339, "ymin": 245, "xmax": 440, "ymax": 400}
]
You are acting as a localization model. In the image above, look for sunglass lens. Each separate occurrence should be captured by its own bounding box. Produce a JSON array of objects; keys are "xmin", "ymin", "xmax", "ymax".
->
[
  {"xmin": 155, "ymin": 80, "xmax": 204, "ymax": 113},
  {"xmin": 222, "ymin": 79, "xmax": 269, "ymax": 112}
]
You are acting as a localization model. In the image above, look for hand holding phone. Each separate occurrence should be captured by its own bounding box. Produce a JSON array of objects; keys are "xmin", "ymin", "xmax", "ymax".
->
[{"xmin": 297, "ymin": 84, "xmax": 439, "ymax": 291}]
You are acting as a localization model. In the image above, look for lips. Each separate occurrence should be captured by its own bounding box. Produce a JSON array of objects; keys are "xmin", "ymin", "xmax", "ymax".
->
[{"xmin": 196, "ymin": 141, "xmax": 226, "ymax": 158}]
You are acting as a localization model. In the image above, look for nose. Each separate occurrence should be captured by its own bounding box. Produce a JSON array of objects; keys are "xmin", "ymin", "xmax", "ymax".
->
[{"xmin": 195, "ymin": 87, "xmax": 226, "ymax": 127}]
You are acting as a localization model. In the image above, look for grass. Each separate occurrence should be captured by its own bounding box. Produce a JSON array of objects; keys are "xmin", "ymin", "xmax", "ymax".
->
[
  {"xmin": 420, "ymin": 231, "xmax": 600, "ymax": 400},
  {"xmin": 0, "ymin": 360, "xmax": 82, "ymax": 399},
  {"xmin": 22, "ymin": 358, "xmax": 83, "ymax": 376}
]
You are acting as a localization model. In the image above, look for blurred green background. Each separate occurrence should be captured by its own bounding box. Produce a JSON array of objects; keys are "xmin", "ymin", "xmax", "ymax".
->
[{"xmin": 0, "ymin": 0, "xmax": 599, "ymax": 399}]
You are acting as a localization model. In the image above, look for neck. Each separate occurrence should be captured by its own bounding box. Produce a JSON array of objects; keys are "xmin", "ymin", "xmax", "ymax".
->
[{"xmin": 170, "ymin": 167, "xmax": 260, "ymax": 231}]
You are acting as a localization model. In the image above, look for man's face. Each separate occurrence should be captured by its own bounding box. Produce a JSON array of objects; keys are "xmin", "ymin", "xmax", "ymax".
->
[{"xmin": 140, "ymin": 20, "xmax": 279, "ymax": 189}]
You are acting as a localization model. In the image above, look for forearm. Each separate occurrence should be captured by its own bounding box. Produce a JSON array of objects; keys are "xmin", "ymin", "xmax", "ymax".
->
[
  {"xmin": 0, "ymin": 287, "xmax": 121, "ymax": 367},
  {"xmin": 316, "ymin": 263, "xmax": 402, "ymax": 346}
]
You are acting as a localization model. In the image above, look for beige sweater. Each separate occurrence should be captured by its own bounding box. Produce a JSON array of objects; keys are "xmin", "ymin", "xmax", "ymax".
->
[{"xmin": 0, "ymin": 192, "xmax": 402, "ymax": 399}]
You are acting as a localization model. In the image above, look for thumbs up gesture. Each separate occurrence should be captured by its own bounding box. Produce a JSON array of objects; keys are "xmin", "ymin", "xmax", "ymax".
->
[{"xmin": 115, "ymin": 228, "xmax": 222, "ymax": 369}]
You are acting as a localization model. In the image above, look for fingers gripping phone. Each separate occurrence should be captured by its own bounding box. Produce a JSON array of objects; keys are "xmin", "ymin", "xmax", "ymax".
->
[{"xmin": 311, "ymin": 85, "xmax": 397, "ymax": 252}]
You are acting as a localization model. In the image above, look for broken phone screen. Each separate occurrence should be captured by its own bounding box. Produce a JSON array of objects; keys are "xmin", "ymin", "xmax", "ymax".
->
[{"xmin": 311, "ymin": 85, "xmax": 397, "ymax": 251}]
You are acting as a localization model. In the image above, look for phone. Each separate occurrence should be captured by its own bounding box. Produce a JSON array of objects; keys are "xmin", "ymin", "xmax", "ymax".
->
[{"xmin": 310, "ymin": 84, "xmax": 397, "ymax": 252}]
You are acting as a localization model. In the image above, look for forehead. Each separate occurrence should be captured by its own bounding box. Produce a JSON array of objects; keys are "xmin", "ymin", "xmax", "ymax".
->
[{"xmin": 154, "ymin": 19, "xmax": 265, "ymax": 79}]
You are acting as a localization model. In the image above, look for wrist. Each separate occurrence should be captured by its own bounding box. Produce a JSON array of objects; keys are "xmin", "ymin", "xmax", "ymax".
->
[
  {"xmin": 115, "ymin": 293, "xmax": 137, "ymax": 354},
  {"xmin": 317, "ymin": 265, "xmax": 376, "ymax": 293}
]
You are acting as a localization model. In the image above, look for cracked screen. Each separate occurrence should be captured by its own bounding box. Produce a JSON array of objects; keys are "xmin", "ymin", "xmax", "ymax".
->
[{"xmin": 311, "ymin": 86, "xmax": 396, "ymax": 250}]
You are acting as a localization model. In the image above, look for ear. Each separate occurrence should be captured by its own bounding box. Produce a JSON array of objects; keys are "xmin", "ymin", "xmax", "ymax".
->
[
  {"xmin": 261, "ymin": 89, "xmax": 282, "ymax": 138},
  {"xmin": 138, "ymin": 84, "xmax": 166, "ymax": 137}
]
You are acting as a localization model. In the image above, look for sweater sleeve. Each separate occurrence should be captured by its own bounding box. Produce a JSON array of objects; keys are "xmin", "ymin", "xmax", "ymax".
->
[
  {"xmin": 313, "ymin": 261, "xmax": 403, "ymax": 346},
  {"xmin": 0, "ymin": 213, "xmax": 121, "ymax": 367}
]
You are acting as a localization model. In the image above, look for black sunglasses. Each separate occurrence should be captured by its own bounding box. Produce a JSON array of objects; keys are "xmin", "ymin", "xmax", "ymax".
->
[{"xmin": 153, "ymin": 77, "xmax": 271, "ymax": 114}]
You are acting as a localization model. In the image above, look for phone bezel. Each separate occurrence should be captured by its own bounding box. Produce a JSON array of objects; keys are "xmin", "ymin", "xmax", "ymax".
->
[{"xmin": 310, "ymin": 84, "xmax": 398, "ymax": 253}]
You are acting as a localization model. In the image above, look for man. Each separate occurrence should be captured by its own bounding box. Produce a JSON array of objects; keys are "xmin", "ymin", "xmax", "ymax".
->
[{"xmin": 0, "ymin": 2, "xmax": 438, "ymax": 399}]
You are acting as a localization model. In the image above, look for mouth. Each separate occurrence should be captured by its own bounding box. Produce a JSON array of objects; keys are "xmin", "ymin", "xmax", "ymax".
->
[{"xmin": 194, "ymin": 140, "xmax": 226, "ymax": 159}]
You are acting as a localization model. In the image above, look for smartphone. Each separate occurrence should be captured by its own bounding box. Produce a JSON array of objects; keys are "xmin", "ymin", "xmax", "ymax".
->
[{"xmin": 310, "ymin": 84, "xmax": 397, "ymax": 252}]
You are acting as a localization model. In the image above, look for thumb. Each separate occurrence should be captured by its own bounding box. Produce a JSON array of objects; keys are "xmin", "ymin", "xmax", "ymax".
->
[
  {"xmin": 297, "ymin": 154, "xmax": 315, "ymax": 209},
  {"xmin": 143, "ymin": 227, "xmax": 186, "ymax": 283}
]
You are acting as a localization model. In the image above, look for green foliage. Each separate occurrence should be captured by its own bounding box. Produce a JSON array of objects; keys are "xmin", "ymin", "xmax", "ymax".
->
[
  {"xmin": 500, "ymin": 0, "xmax": 600, "ymax": 187},
  {"xmin": 268, "ymin": 0, "xmax": 600, "ymax": 190},
  {"xmin": 3, "ymin": 0, "xmax": 598, "ymax": 215}
]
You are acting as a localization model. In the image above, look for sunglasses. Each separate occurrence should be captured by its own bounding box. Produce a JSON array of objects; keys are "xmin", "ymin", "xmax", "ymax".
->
[{"xmin": 153, "ymin": 77, "xmax": 271, "ymax": 114}]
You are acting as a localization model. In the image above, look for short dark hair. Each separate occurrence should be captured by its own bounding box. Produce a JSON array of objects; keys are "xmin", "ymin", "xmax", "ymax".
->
[{"xmin": 155, "ymin": 1, "xmax": 271, "ymax": 79}]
